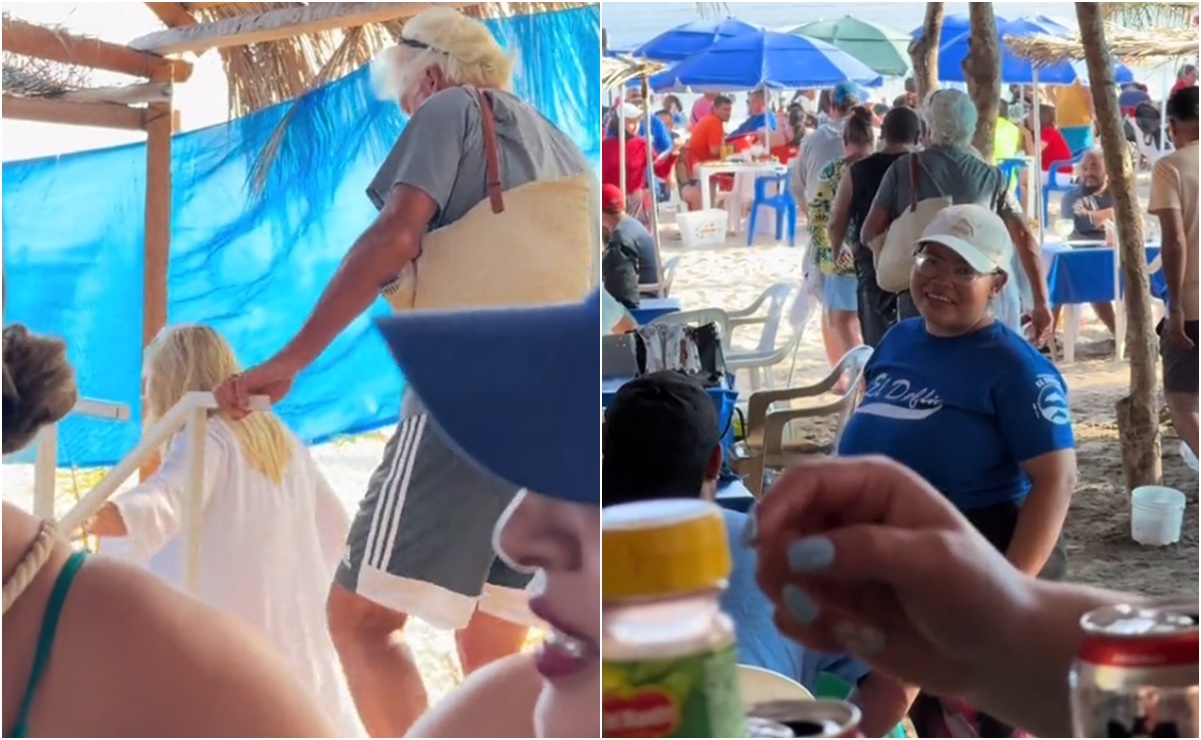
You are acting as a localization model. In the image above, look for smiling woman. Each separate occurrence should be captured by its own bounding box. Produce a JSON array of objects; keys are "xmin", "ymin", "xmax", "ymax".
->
[{"xmin": 837, "ymin": 204, "xmax": 1079, "ymax": 738}]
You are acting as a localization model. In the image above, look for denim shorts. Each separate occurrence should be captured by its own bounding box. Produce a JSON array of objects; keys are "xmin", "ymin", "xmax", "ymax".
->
[{"xmin": 821, "ymin": 274, "xmax": 859, "ymax": 312}]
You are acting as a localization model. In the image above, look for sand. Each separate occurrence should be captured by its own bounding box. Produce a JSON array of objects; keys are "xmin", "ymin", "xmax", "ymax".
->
[{"xmin": 658, "ymin": 177, "xmax": 1198, "ymax": 600}]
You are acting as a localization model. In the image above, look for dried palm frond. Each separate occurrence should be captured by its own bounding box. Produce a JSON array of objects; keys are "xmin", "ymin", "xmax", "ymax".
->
[
  {"xmin": 1100, "ymin": 2, "xmax": 1198, "ymax": 30},
  {"xmin": 601, "ymin": 55, "xmax": 663, "ymax": 90},
  {"xmin": 1007, "ymin": 25, "xmax": 1200, "ymax": 65},
  {"xmin": 191, "ymin": 2, "xmax": 593, "ymax": 119},
  {"xmin": 1, "ymin": 13, "xmax": 94, "ymax": 98}
]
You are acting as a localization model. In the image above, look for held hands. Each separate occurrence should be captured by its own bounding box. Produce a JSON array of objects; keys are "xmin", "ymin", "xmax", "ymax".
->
[
  {"xmin": 212, "ymin": 357, "xmax": 299, "ymax": 420},
  {"xmin": 750, "ymin": 457, "xmax": 1038, "ymax": 698}
]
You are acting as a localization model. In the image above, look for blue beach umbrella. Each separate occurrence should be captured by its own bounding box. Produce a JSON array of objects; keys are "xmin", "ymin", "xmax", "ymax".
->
[
  {"xmin": 910, "ymin": 13, "xmax": 1006, "ymax": 40},
  {"xmin": 631, "ymin": 18, "xmax": 762, "ymax": 62},
  {"xmin": 937, "ymin": 16, "xmax": 1134, "ymax": 85},
  {"xmin": 650, "ymin": 29, "xmax": 884, "ymax": 92}
]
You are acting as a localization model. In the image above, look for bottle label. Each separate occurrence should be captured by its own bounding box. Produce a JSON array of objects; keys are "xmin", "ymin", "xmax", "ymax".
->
[{"xmin": 602, "ymin": 644, "xmax": 743, "ymax": 738}]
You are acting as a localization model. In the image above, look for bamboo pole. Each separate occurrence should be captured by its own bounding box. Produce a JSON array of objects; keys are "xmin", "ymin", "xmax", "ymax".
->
[{"xmin": 139, "ymin": 67, "xmax": 175, "ymax": 482}]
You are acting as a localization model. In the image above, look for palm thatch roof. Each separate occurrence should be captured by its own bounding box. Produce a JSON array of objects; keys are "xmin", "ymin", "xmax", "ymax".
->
[
  {"xmin": 2, "ymin": 2, "xmax": 593, "ymax": 117},
  {"xmin": 1006, "ymin": 26, "xmax": 1199, "ymax": 65},
  {"xmin": 601, "ymin": 55, "xmax": 663, "ymax": 90},
  {"xmin": 1100, "ymin": 2, "xmax": 1199, "ymax": 29}
]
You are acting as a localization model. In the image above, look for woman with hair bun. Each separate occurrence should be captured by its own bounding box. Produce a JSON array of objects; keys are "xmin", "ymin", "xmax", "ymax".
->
[
  {"xmin": 3, "ymin": 324, "xmax": 334, "ymax": 737},
  {"xmin": 84, "ymin": 324, "xmax": 362, "ymax": 736}
]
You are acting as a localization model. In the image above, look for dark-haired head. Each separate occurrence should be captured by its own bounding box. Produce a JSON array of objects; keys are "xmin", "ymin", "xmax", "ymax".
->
[
  {"xmin": 602, "ymin": 371, "xmax": 722, "ymax": 507},
  {"xmin": 1037, "ymin": 103, "xmax": 1057, "ymax": 130},
  {"xmin": 881, "ymin": 105, "xmax": 922, "ymax": 147},
  {"xmin": 843, "ymin": 105, "xmax": 875, "ymax": 150},
  {"xmin": 1166, "ymin": 85, "xmax": 1199, "ymax": 145},
  {"xmin": 3, "ymin": 324, "xmax": 78, "ymax": 455}
]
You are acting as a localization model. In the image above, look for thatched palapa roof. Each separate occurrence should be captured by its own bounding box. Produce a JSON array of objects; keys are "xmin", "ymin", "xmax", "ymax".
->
[
  {"xmin": 1007, "ymin": 25, "xmax": 1200, "ymax": 65},
  {"xmin": 2, "ymin": 2, "xmax": 594, "ymax": 118},
  {"xmin": 601, "ymin": 55, "xmax": 663, "ymax": 90}
]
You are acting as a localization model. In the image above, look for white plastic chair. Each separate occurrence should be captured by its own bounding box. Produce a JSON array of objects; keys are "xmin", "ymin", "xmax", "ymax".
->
[
  {"xmin": 730, "ymin": 345, "xmax": 873, "ymax": 497},
  {"xmin": 640, "ymin": 256, "xmax": 682, "ymax": 298},
  {"xmin": 723, "ymin": 283, "xmax": 798, "ymax": 391}
]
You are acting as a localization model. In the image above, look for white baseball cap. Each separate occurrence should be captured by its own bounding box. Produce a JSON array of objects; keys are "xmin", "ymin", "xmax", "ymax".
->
[
  {"xmin": 915, "ymin": 204, "xmax": 1013, "ymax": 274},
  {"xmin": 621, "ymin": 102, "xmax": 643, "ymax": 120}
]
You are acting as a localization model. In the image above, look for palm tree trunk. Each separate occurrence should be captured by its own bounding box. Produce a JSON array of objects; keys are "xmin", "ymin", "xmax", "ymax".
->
[
  {"xmin": 963, "ymin": 4, "xmax": 1000, "ymax": 160},
  {"xmin": 908, "ymin": 2, "xmax": 943, "ymax": 102},
  {"xmin": 1076, "ymin": 2, "xmax": 1162, "ymax": 490}
]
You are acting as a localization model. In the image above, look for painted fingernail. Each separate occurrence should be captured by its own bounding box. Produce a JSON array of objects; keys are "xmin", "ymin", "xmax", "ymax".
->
[
  {"xmin": 787, "ymin": 536, "xmax": 835, "ymax": 573},
  {"xmin": 782, "ymin": 584, "xmax": 820, "ymax": 624},
  {"xmin": 834, "ymin": 620, "xmax": 886, "ymax": 655},
  {"xmin": 739, "ymin": 514, "xmax": 757, "ymax": 546}
]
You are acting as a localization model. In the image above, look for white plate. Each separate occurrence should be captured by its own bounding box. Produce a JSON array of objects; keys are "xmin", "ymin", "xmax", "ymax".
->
[{"xmin": 739, "ymin": 664, "xmax": 814, "ymax": 711}]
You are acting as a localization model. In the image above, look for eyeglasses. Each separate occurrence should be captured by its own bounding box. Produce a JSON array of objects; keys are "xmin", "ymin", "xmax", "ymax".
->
[
  {"xmin": 913, "ymin": 250, "xmax": 999, "ymax": 286},
  {"xmin": 397, "ymin": 36, "xmax": 446, "ymax": 55}
]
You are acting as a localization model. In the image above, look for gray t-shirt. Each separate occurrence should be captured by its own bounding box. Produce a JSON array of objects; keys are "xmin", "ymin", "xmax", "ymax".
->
[
  {"xmin": 367, "ymin": 87, "xmax": 589, "ymax": 228},
  {"xmin": 1060, "ymin": 186, "xmax": 1112, "ymax": 240},
  {"xmin": 792, "ymin": 121, "xmax": 845, "ymax": 204},
  {"xmin": 871, "ymin": 146, "xmax": 1022, "ymax": 221},
  {"xmin": 610, "ymin": 215, "xmax": 659, "ymax": 284}
]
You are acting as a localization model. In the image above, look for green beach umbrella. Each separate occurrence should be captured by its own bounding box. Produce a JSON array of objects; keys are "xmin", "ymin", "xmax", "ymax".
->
[{"xmin": 789, "ymin": 17, "xmax": 912, "ymax": 78}]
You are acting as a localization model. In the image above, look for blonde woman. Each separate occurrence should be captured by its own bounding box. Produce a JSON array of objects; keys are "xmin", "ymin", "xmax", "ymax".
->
[{"xmin": 84, "ymin": 325, "xmax": 362, "ymax": 737}]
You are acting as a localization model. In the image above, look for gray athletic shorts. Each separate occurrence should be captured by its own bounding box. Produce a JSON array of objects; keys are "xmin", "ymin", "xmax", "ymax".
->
[{"xmin": 333, "ymin": 389, "xmax": 535, "ymax": 630}]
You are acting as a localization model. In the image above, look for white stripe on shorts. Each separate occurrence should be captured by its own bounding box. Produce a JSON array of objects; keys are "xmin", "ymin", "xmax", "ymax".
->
[
  {"xmin": 364, "ymin": 415, "xmax": 421, "ymax": 568},
  {"xmin": 377, "ymin": 413, "xmax": 427, "ymax": 571}
]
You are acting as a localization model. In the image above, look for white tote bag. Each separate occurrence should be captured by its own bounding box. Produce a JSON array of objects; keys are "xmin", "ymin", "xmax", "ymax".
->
[
  {"xmin": 381, "ymin": 86, "xmax": 595, "ymax": 312},
  {"xmin": 870, "ymin": 154, "xmax": 953, "ymax": 293}
]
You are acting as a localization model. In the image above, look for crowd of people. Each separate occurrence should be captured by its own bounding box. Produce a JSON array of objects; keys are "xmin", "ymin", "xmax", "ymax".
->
[{"xmin": 601, "ymin": 57, "xmax": 1197, "ymax": 740}]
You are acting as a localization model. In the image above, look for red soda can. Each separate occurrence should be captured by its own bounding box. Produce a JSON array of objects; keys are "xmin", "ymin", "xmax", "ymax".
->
[
  {"xmin": 1070, "ymin": 599, "xmax": 1199, "ymax": 738},
  {"xmin": 748, "ymin": 700, "xmax": 864, "ymax": 738}
]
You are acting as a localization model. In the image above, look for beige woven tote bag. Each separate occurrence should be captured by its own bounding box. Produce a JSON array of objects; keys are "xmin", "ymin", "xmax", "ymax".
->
[{"xmin": 381, "ymin": 86, "xmax": 595, "ymax": 312}]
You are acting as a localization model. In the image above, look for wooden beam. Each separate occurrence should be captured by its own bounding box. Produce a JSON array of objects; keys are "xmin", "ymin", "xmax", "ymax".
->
[
  {"xmin": 2, "ymin": 95, "xmax": 145, "ymax": 130},
  {"xmin": 145, "ymin": 3, "xmax": 197, "ymax": 27},
  {"xmin": 128, "ymin": 2, "xmax": 478, "ymax": 54},
  {"xmin": 57, "ymin": 82, "xmax": 173, "ymax": 106},
  {"xmin": 139, "ymin": 67, "xmax": 174, "ymax": 482},
  {"xmin": 1, "ymin": 17, "xmax": 192, "ymax": 82}
]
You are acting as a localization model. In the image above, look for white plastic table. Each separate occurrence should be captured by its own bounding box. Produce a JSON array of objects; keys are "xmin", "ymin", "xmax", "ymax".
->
[{"xmin": 695, "ymin": 161, "xmax": 788, "ymax": 234}]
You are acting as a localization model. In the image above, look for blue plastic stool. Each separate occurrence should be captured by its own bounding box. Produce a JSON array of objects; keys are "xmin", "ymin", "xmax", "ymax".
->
[
  {"xmin": 747, "ymin": 172, "xmax": 797, "ymax": 247},
  {"xmin": 1042, "ymin": 153, "xmax": 1084, "ymax": 225},
  {"xmin": 997, "ymin": 157, "xmax": 1025, "ymax": 205}
]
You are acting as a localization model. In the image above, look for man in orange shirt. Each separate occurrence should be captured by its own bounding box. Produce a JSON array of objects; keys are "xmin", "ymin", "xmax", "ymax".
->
[{"xmin": 681, "ymin": 94, "xmax": 732, "ymax": 211}]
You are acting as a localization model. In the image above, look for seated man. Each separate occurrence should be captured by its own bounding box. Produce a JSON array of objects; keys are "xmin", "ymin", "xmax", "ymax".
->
[
  {"xmin": 727, "ymin": 89, "xmax": 782, "ymax": 147},
  {"xmin": 681, "ymin": 95, "xmax": 733, "ymax": 212},
  {"xmin": 601, "ymin": 371, "xmax": 914, "ymax": 738},
  {"xmin": 602, "ymin": 184, "xmax": 660, "ymax": 289},
  {"xmin": 1057, "ymin": 149, "xmax": 1117, "ymax": 335}
]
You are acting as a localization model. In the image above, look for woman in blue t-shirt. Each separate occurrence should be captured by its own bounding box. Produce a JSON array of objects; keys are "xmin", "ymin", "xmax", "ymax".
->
[{"xmin": 837, "ymin": 204, "xmax": 1077, "ymax": 738}]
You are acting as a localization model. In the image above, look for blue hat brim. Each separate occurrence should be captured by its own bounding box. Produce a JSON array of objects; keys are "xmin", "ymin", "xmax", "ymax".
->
[{"xmin": 375, "ymin": 292, "xmax": 600, "ymax": 506}]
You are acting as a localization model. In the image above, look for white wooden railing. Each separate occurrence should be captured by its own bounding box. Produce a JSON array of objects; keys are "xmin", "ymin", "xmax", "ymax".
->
[
  {"xmin": 31, "ymin": 398, "xmax": 132, "ymax": 520},
  {"xmin": 25, "ymin": 392, "xmax": 267, "ymax": 595}
]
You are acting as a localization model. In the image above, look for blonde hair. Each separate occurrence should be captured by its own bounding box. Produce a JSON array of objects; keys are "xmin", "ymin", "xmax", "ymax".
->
[
  {"xmin": 394, "ymin": 7, "xmax": 514, "ymax": 91},
  {"xmin": 145, "ymin": 325, "xmax": 292, "ymax": 485}
]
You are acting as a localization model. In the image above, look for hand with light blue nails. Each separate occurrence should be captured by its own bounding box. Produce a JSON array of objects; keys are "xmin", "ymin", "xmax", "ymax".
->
[{"xmin": 747, "ymin": 456, "xmax": 1114, "ymax": 738}]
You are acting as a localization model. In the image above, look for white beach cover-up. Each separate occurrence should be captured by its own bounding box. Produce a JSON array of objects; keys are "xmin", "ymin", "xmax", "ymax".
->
[{"xmin": 102, "ymin": 419, "xmax": 363, "ymax": 737}]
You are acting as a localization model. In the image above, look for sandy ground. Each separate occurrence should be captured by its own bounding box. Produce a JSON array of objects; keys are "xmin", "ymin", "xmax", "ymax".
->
[{"xmin": 659, "ymin": 173, "xmax": 1198, "ymax": 599}]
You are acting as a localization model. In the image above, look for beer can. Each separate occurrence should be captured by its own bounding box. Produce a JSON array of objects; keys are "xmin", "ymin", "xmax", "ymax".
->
[
  {"xmin": 1070, "ymin": 599, "xmax": 1199, "ymax": 738},
  {"xmin": 748, "ymin": 700, "xmax": 864, "ymax": 738}
]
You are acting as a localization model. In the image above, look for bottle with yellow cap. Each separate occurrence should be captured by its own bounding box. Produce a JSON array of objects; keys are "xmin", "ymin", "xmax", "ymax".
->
[{"xmin": 601, "ymin": 499, "xmax": 744, "ymax": 738}]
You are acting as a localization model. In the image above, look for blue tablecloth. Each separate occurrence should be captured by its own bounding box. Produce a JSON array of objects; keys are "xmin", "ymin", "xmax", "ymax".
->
[
  {"xmin": 630, "ymin": 297, "xmax": 682, "ymax": 325},
  {"xmin": 602, "ymin": 375, "xmax": 738, "ymax": 451},
  {"xmin": 1044, "ymin": 243, "xmax": 1165, "ymax": 306}
]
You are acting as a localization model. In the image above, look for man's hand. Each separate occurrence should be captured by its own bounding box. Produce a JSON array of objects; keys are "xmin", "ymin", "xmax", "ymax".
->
[
  {"xmin": 1166, "ymin": 309, "xmax": 1195, "ymax": 349},
  {"xmin": 213, "ymin": 357, "xmax": 299, "ymax": 420},
  {"xmin": 1027, "ymin": 301, "xmax": 1054, "ymax": 345}
]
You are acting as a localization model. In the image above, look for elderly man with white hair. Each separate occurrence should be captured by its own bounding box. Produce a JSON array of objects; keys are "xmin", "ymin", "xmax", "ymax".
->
[
  {"xmin": 862, "ymin": 88, "xmax": 1053, "ymax": 343},
  {"xmin": 213, "ymin": 7, "xmax": 593, "ymax": 736}
]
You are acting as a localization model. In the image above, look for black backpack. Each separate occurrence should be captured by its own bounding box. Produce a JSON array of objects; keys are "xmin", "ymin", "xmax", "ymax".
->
[{"xmin": 602, "ymin": 240, "xmax": 641, "ymax": 310}]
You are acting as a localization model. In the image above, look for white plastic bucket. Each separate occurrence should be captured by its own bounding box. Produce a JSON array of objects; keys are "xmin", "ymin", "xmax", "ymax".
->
[{"xmin": 1130, "ymin": 485, "xmax": 1186, "ymax": 546}]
